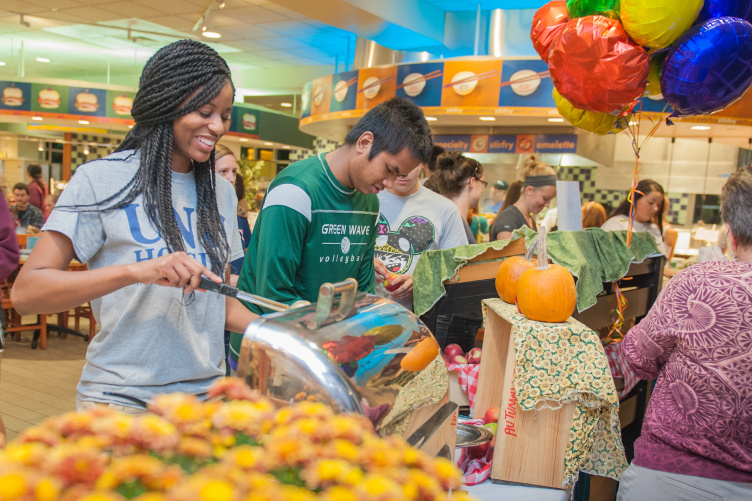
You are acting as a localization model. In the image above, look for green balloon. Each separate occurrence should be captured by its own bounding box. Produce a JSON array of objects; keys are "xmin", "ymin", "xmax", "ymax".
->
[{"xmin": 566, "ymin": 0, "xmax": 620, "ymax": 19}]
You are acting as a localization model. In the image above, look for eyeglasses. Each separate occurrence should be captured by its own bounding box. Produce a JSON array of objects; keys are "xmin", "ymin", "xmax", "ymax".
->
[{"xmin": 478, "ymin": 179, "xmax": 488, "ymax": 188}]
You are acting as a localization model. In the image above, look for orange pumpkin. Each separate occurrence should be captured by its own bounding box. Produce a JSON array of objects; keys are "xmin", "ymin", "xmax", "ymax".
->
[
  {"xmin": 517, "ymin": 227, "xmax": 576, "ymax": 323},
  {"xmin": 495, "ymin": 256, "xmax": 537, "ymax": 303}
]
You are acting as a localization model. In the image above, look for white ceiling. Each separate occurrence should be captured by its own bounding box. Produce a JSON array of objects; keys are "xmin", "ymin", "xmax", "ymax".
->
[{"xmin": 0, "ymin": 0, "xmax": 359, "ymax": 93}]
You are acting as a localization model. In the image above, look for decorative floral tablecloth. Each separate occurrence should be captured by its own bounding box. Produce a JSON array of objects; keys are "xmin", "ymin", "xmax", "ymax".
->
[{"xmin": 482, "ymin": 299, "xmax": 628, "ymax": 487}]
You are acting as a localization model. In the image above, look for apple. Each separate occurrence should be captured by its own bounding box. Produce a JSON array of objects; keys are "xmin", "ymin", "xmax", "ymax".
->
[
  {"xmin": 383, "ymin": 272, "xmax": 400, "ymax": 292},
  {"xmin": 483, "ymin": 406, "xmax": 500, "ymax": 425},
  {"xmin": 467, "ymin": 347, "xmax": 482, "ymax": 364},
  {"xmin": 443, "ymin": 354, "xmax": 453, "ymax": 365},
  {"xmin": 467, "ymin": 442, "xmax": 489, "ymax": 459},
  {"xmin": 483, "ymin": 422, "xmax": 497, "ymax": 436},
  {"xmin": 444, "ymin": 344, "xmax": 465, "ymax": 359},
  {"xmin": 453, "ymin": 355, "xmax": 468, "ymax": 365}
]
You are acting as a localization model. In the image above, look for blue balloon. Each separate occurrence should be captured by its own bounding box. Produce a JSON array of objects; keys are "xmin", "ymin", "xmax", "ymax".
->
[
  {"xmin": 661, "ymin": 17, "xmax": 752, "ymax": 116},
  {"xmin": 697, "ymin": 0, "xmax": 752, "ymax": 24}
]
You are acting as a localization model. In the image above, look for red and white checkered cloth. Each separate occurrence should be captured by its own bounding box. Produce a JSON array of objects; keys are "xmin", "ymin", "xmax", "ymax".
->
[
  {"xmin": 447, "ymin": 362, "xmax": 481, "ymax": 412},
  {"xmin": 603, "ymin": 342, "xmax": 640, "ymax": 399},
  {"xmin": 456, "ymin": 418, "xmax": 492, "ymax": 486}
]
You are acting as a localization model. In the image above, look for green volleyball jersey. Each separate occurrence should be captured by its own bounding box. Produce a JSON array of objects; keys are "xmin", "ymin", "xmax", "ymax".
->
[{"xmin": 237, "ymin": 153, "xmax": 379, "ymax": 315}]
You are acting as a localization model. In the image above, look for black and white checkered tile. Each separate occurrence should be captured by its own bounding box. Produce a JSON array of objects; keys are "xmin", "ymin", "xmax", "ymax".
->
[{"xmin": 71, "ymin": 134, "xmax": 120, "ymax": 170}]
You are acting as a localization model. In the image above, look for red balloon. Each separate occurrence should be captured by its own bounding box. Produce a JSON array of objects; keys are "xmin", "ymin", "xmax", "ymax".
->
[
  {"xmin": 548, "ymin": 16, "xmax": 649, "ymax": 114},
  {"xmin": 530, "ymin": 1, "xmax": 570, "ymax": 63}
]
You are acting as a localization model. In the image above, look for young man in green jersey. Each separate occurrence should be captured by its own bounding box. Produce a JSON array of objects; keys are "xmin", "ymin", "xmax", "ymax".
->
[{"xmin": 229, "ymin": 97, "xmax": 433, "ymax": 368}]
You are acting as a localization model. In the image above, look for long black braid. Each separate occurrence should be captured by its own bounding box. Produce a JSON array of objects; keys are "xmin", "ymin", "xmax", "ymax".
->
[{"xmin": 65, "ymin": 40, "xmax": 234, "ymax": 274}]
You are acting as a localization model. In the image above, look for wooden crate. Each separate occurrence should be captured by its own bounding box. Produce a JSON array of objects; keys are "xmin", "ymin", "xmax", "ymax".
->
[{"xmin": 474, "ymin": 308, "xmax": 575, "ymax": 490}]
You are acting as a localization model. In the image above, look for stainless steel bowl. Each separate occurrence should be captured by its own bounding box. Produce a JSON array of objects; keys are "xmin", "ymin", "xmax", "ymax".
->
[{"xmin": 456, "ymin": 423, "xmax": 493, "ymax": 448}]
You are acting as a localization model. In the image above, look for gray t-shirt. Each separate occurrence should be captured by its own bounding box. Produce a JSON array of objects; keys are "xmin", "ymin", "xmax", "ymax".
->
[
  {"xmin": 375, "ymin": 186, "xmax": 469, "ymax": 309},
  {"xmin": 490, "ymin": 205, "xmax": 536, "ymax": 241},
  {"xmin": 44, "ymin": 150, "xmax": 242, "ymax": 407}
]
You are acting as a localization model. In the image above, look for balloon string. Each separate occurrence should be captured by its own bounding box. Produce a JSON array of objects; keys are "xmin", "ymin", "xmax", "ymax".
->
[{"xmin": 604, "ymin": 279, "xmax": 630, "ymax": 345}]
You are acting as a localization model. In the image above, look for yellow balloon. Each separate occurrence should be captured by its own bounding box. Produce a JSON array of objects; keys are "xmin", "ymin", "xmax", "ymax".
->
[
  {"xmin": 553, "ymin": 89, "xmax": 628, "ymax": 135},
  {"xmin": 620, "ymin": 0, "xmax": 703, "ymax": 48},
  {"xmin": 644, "ymin": 57, "xmax": 663, "ymax": 99}
]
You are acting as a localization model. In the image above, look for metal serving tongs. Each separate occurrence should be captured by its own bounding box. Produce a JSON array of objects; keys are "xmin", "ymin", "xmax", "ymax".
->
[{"xmin": 198, "ymin": 277, "xmax": 309, "ymax": 312}]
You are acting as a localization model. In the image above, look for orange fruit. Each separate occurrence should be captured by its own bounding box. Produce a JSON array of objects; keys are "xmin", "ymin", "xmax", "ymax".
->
[{"xmin": 400, "ymin": 337, "xmax": 440, "ymax": 372}]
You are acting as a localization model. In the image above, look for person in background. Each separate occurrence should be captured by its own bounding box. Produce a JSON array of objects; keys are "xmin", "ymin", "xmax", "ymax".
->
[
  {"xmin": 11, "ymin": 40, "xmax": 257, "ymax": 413},
  {"xmin": 43, "ymin": 193, "xmax": 59, "ymax": 223},
  {"xmin": 26, "ymin": 164, "xmax": 48, "ymax": 213},
  {"xmin": 214, "ymin": 144, "xmax": 252, "ymax": 281},
  {"xmin": 618, "ymin": 164, "xmax": 752, "ymax": 501},
  {"xmin": 213, "ymin": 144, "xmax": 252, "ymax": 376},
  {"xmin": 231, "ymin": 97, "xmax": 432, "ymax": 369},
  {"xmin": 11, "ymin": 183, "xmax": 44, "ymax": 232},
  {"xmin": 421, "ymin": 145, "xmax": 445, "ymax": 185},
  {"xmin": 601, "ymin": 179, "xmax": 668, "ymax": 255},
  {"xmin": 490, "ymin": 156, "xmax": 557, "ymax": 241},
  {"xmin": 582, "ymin": 201, "xmax": 607, "ymax": 228},
  {"xmin": 432, "ymin": 151, "xmax": 487, "ymax": 245},
  {"xmin": 468, "ymin": 205, "xmax": 489, "ymax": 242},
  {"xmin": 373, "ymin": 161, "xmax": 468, "ymax": 310},
  {"xmin": 0, "ymin": 191, "xmax": 21, "ymax": 448},
  {"xmin": 498, "ymin": 179, "xmax": 522, "ymax": 213},
  {"xmin": 482, "ymin": 179, "xmax": 509, "ymax": 213},
  {"xmin": 235, "ymin": 173, "xmax": 250, "ymax": 215}
]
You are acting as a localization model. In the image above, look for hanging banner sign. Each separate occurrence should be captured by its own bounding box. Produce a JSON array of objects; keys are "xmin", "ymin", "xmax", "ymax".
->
[{"xmin": 433, "ymin": 134, "xmax": 577, "ymax": 154}]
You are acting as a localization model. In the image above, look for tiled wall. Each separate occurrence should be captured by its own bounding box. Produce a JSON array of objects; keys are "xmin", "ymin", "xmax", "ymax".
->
[
  {"xmin": 557, "ymin": 165, "xmax": 691, "ymax": 225},
  {"xmin": 288, "ymin": 148, "xmax": 312, "ymax": 163},
  {"xmin": 71, "ymin": 134, "xmax": 120, "ymax": 170},
  {"xmin": 314, "ymin": 138, "xmax": 343, "ymax": 155},
  {"xmin": 282, "ymin": 138, "xmax": 339, "ymax": 164}
]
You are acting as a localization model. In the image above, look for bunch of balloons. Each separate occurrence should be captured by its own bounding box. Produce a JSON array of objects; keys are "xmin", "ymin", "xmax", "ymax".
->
[{"xmin": 531, "ymin": 0, "xmax": 752, "ymax": 134}]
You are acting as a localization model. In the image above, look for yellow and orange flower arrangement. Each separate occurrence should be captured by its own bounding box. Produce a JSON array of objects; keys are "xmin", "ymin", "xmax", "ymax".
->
[{"xmin": 0, "ymin": 378, "xmax": 474, "ymax": 501}]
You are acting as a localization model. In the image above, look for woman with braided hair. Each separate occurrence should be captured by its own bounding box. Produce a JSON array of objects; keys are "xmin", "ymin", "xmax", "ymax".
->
[{"xmin": 11, "ymin": 40, "xmax": 258, "ymax": 413}]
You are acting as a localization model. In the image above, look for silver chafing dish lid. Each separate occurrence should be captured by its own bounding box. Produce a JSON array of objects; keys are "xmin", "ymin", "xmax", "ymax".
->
[{"xmin": 237, "ymin": 289, "xmax": 449, "ymax": 438}]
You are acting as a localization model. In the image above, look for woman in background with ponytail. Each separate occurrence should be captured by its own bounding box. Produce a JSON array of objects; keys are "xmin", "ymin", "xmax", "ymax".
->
[
  {"xmin": 432, "ymin": 151, "xmax": 488, "ymax": 244},
  {"xmin": 11, "ymin": 40, "xmax": 258, "ymax": 413},
  {"xmin": 490, "ymin": 155, "xmax": 557, "ymax": 241},
  {"xmin": 26, "ymin": 164, "xmax": 48, "ymax": 213}
]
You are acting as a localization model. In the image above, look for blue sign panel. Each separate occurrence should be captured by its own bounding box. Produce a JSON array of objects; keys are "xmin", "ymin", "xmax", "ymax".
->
[
  {"xmin": 68, "ymin": 87, "xmax": 107, "ymax": 117},
  {"xmin": 0, "ymin": 81, "xmax": 32, "ymax": 111}
]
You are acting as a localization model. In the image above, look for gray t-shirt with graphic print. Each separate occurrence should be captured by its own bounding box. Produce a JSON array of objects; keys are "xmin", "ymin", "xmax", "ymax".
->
[
  {"xmin": 375, "ymin": 186, "xmax": 468, "ymax": 309},
  {"xmin": 44, "ymin": 150, "xmax": 242, "ymax": 408}
]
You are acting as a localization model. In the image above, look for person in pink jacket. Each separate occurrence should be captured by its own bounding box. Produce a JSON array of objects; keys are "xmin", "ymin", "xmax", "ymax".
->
[
  {"xmin": 0, "ymin": 191, "xmax": 21, "ymax": 447},
  {"xmin": 619, "ymin": 164, "xmax": 752, "ymax": 500}
]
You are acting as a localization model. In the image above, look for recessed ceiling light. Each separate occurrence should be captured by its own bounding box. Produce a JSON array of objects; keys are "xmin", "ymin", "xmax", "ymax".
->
[
  {"xmin": 479, "ymin": 116, "xmax": 496, "ymax": 121},
  {"xmin": 283, "ymin": 146, "xmax": 291, "ymax": 149},
  {"xmin": 31, "ymin": 116, "xmax": 43, "ymax": 121},
  {"xmin": 280, "ymin": 102, "xmax": 292, "ymax": 107},
  {"xmin": 78, "ymin": 120, "xmax": 89, "ymax": 125},
  {"xmin": 202, "ymin": 31, "xmax": 221, "ymax": 39},
  {"xmin": 36, "ymin": 57, "xmax": 50, "ymax": 63},
  {"xmin": 239, "ymin": 138, "xmax": 248, "ymax": 142},
  {"xmin": 691, "ymin": 125, "xmax": 711, "ymax": 130},
  {"xmin": 264, "ymin": 142, "xmax": 273, "ymax": 146},
  {"xmin": 547, "ymin": 118, "xmax": 564, "ymax": 123},
  {"xmin": 38, "ymin": 141, "xmax": 44, "ymax": 151},
  {"xmin": 425, "ymin": 116, "xmax": 437, "ymax": 121}
]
